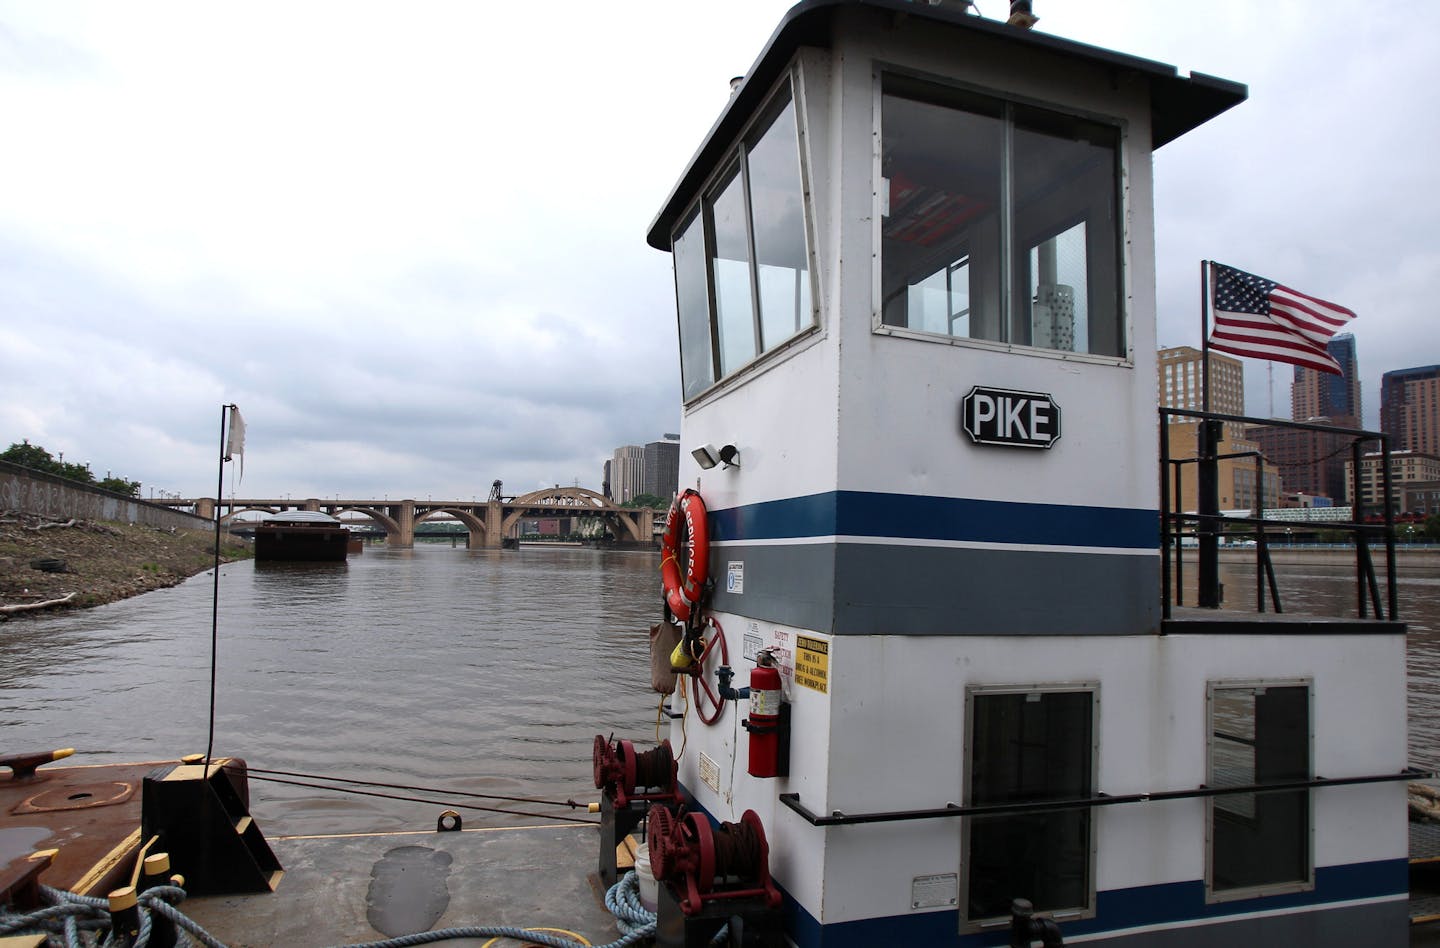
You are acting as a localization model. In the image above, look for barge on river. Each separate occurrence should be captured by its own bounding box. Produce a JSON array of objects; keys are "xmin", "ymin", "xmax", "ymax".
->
[{"xmin": 252, "ymin": 510, "xmax": 351, "ymax": 563}]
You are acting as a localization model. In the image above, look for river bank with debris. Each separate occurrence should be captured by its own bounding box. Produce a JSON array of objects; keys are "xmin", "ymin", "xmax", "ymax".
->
[{"xmin": 0, "ymin": 512, "xmax": 251, "ymax": 617}]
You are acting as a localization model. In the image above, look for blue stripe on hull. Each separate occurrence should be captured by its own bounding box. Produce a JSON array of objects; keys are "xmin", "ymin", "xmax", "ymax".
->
[
  {"xmin": 781, "ymin": 860, "xmax": 1407, "ymax": 947},
  {"xmin": 678, "ymin": 788, "xmax": 1407, "ymax": 947},
  {"xmin": 709, "ymin": 490, "xmax": 1158, "ymax": 550}
]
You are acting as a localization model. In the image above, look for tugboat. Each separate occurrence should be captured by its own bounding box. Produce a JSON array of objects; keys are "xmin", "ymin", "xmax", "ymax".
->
[
  {"xmin": 1, "ymin": 3, "xmax": 1418, "ymax": 947},
  {"xmin": 638, "ymin": 1, "xmax": 1413, "ymax": 945}
]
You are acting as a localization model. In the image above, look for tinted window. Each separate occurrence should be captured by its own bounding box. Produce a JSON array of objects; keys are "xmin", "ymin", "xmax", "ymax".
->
[
  {"xmin": 881, "ymin": 77, "xmax": 1123, "ymax": 357},
  {"xmin": 968, "ymin": 689, "xmax": 1093, "ymax": 921},
  {"xmin": 673, "ymin": 211, "xmax": 714, "ymax": 400},
  {"xmin": 1209, "ymin": 684, "xmax": 1310, "ymax": 896}
]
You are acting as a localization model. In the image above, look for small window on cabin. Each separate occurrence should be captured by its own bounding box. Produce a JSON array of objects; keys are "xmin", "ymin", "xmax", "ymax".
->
[
  {"xmin": 965, "ymin": 687, "xmax": 1094, "ymax": 925},
  {"xmin": 674, "ymin": 210, "xmax": 714, "ymax": 400},
  {"xmin": 1207, "ymin": 683, "xmax": 1312, "ymax": 900},
  {"xmin": 880, "ymin": 76, "xmax": 1123, "ymax": 357},
  {"xmin": 669, "ymin": 80, "xmax": 814, "ymax": 400}
]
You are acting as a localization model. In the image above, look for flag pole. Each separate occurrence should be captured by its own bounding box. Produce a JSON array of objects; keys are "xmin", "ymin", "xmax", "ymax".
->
[
  {"xmin": 1200, "ymin": 260, "xmax": 1211, "ymax": 414},
  {"xmin": 1197, "ymin": 260, "xmax": 1221, "ymax": 607},
  {"xmin": 205, "ymin": 404, "xmax": 234, "ymax": 770}
]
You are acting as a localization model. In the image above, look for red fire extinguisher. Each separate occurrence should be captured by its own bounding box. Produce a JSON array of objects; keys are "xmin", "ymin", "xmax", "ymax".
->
[{"xmin": 745, "ymin": 650, "xmax": 786, "ymax": 778}]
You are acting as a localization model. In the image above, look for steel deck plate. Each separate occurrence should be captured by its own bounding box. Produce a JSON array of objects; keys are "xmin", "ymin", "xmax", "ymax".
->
[{"xmin": 183, "ymin": 822, "xmax": 617, "ymax": 948}]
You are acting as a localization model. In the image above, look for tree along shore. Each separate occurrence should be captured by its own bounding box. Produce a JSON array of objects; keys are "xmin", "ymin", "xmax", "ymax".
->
[{"xmin": 0, "ymin": 511, "xmax": 251, "ymax": 618}]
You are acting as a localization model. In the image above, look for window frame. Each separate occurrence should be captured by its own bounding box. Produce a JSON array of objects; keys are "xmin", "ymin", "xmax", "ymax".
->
[
  {"xmin": 961, "ymin": 681, "xmax": 1100, "ymax": 931},
  {"xmin": 1204, "ymin": 678, "xmax": 1315, "ymax": 903},
  {"xmin": 669, "ymin": 64, "xmax": 821, "ymax": 408},
  {"xmin": 871, "ymin": 65, "xmax": 1131, "ymax": 366}
]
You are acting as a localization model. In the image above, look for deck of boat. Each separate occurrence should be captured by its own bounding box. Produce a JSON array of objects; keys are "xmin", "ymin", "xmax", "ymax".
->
[{"xmin": 183, "ymin": 822, "xmax": 620, "ymax": 947}]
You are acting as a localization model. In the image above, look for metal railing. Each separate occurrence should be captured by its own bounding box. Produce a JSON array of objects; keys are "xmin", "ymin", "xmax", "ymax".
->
[{"xmin": 1159, "ymin": 408, "xmax": 1398, "ymax": 621}]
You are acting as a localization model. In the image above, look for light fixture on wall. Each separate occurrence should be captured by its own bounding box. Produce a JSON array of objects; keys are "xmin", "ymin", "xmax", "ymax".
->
[{"xmin": 691, "ymin": 443, "xmax": 741, "ymax": 470}]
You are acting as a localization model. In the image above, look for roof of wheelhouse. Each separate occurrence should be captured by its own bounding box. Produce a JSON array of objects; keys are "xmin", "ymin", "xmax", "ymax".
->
[{"xmin": 646, "ymin": 0, "xmax": 1247, "ymax": 250}]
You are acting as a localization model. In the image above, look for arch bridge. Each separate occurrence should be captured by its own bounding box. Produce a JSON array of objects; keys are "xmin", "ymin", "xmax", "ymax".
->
[{"xmin": 165, "ymin": 487, "xmax": 656, "ymax": 549}]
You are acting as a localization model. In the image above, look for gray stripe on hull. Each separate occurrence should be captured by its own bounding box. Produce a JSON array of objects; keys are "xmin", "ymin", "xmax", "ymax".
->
[
  {"xmin": 710, "ymin": 542, "xmax": 1160, "ymax": 635},
  {"xmin": 1088, "ymin": 898, "xmax": 1407, "ymax": 948}
]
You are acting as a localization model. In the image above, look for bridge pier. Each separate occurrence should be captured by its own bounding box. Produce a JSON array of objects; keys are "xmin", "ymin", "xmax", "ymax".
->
[
  {"xmin": 390, "ymin": 500, "xmax": 415, "ymax": 548},
  {"xmin": 484, "ymin": 500, "xmax": 504, "ymax": 549},
  {"xmin": 195, "ymin": 498, "xmax": 215, "ymax": 520}
]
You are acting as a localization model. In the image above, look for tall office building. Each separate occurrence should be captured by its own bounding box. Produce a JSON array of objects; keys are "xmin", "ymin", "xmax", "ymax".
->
[
  {"xmin": 1158, "ymin": 346, "xmax": 1245, "ymax": 440},
  {"xmin": 643, "ymin": 436, "xmax": 681, "ymax": 502},
  {"xmin": 1380, "ymin": 364, "xmax": 1440, "ymax": 456},
  {"xmin": 1246, "ymin": 421, "xmax": 1350, "ymax": 502},
  {"xmin": 1292, "ymin": 333, "xmax": 1360, "ymax": 427},
  {"xmin": 608, "ymin": 445, "xmax": 645, "ymax": 504},
  {"xmin": 1158, "ymin": 347, "xmax": 1277, "ymax": 510}
]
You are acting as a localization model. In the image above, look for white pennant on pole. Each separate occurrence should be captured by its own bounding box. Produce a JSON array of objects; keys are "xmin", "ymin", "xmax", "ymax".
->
[{"xmin": 225, "ymin": 405, "xmax": 246, "ymax": 482}]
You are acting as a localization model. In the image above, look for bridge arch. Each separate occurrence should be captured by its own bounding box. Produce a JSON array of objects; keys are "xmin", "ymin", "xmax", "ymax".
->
[
  {"xmin": 414, "ymin": 506, "xmax": 487, "ymax": 548},
  {"xmin": 219, "ymin": 506, "xmax": 281, "ymax": 524},
  {"xmin": 502, "ymin": 486, "xmax": 652, "ymax": 544},
  {"xmin": 509, "ymin": 486, "xmax": 610, "ymax": 508},
  {"xmin": 331, "ymin": 506, "xmax": 402, "ymax": 537}
]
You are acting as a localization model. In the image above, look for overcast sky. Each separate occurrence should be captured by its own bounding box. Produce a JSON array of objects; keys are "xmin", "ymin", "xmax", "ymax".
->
[{"xmin": 2, "ymin": 1, "xmax": 1436, "ymax": 502}]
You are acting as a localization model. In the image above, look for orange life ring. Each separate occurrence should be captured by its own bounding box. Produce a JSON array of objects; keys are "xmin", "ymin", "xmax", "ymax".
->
[{"xmin": 661, "ymin": 489, "xmax": 710, "ymax": 622}]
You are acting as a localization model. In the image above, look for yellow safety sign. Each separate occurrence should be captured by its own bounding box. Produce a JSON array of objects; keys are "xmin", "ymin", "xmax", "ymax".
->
[{"xmin": 794, "ymin": 635, "xmax": 829, "ymax": 694}]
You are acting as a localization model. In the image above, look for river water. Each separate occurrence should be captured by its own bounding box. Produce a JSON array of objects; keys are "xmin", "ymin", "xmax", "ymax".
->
[{"xmin": 2, "ymin": 545, "xmax": 1437, "ymax": 837}]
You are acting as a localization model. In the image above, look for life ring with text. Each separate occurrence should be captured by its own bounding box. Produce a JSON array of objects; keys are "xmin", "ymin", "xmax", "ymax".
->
[{"xmin": 661, "ymin": 489, "xmax": 710, "ymax": 622}]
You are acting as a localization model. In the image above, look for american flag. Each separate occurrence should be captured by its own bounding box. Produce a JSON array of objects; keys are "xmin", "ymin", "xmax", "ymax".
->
[{"xmin": 1208, "ymin": 262, "xmax": 1356, "ymax": 375}]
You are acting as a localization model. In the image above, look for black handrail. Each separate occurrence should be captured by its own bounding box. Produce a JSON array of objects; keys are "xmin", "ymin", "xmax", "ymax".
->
[
  {"xmin": 1159, "ymin": 408, "xmax": 1399, "ymax": 620},
  {"xmin": 778, "ymin": 767, "xmax": 1432, "ymax": 826}
]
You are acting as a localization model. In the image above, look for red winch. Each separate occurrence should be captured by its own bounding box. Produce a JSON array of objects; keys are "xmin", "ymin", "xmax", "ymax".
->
[
  {"xmin": 591, "ymin": 736, "xmax": 682, "ymax": 888},
  {"xmin": 646, "ymin": 806, "xmax": 781, "ymax": 916},
  {"xmin": 592, "ymin": 736, "xmax": 679, "ymax": 809}
]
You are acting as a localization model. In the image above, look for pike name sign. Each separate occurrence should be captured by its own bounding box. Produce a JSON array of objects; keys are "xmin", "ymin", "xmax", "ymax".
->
[{"xmin": 961, "ymin": 386, "xmax": 1061, "ymax": 449}]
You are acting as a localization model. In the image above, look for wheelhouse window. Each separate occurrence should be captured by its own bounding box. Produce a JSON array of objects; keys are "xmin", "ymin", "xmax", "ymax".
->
[
  {"xmin": 1207, "ymin": 682, "xmax": 1312, "ymax": 900},
  {"xmin": 879, "ymin": 74, "xmax": 1123, "ymax": 357},
  {"xmin": 672, "ymin": 80, "xmax": 813, "ymax": 401},
  {"xmin": 965, "ymin": 686, "xmax": 1095, "ymax": 925}
]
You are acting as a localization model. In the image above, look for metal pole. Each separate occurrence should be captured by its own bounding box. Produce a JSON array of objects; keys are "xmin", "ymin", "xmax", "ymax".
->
[
  {"xmin": 1160, "ymin": 416, "xmax": 1172, "ymax": 619},
  {"xmin": 205, "ymin": 405, "xmax": 231, "ymax": 770},
  {"xmin": 1197, "ymin": 262, "xmax": 1221, "ymax": 608},
  {"xmin": 1352, "ymin": 439, "xmax": 1366, "ymax": 619},
  {"xmin": 1381, "ymin": 434, "xmax": 1398, "ymax": 619}
]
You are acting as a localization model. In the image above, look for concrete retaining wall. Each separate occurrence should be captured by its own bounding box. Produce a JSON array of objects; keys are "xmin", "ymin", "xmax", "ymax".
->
[{"xmin": 0, "ymin": 460, "xmax": 212, "ymax": 531}]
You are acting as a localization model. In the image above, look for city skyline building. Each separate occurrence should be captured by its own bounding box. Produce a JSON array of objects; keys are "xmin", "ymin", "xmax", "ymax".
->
[
  {"xmin": 1158, "ymin": 345, "xmax": 1245, "ymax": 441},
  {"xmin": 1292, "ymin": 333, "xmax": 1360, "ymax": 427},
  {"xmin": 604, "ymin": 435, "xmax": 682, "ymax": 504},
  {"xmin": 643, "ymin": 436, "xmax": 680, "ymax": 502},
  {"xmin": 1158, "ymin": 347, "xmax": 1278, "ymax": 511},
  {"xmin": 1344, "ymin": 450, "xmax": 1440, "ymax": 516},
  {"xmin": 607, "ymin": 445, "xmax": 645, "ymax": 504},
  {"xmin": 1246, "ymin": 421, "xmax": 1351, "ymax": 503},
  {"xmin": 1380, "ymin": 364, "xmax": 1440, "ymax": 457}
]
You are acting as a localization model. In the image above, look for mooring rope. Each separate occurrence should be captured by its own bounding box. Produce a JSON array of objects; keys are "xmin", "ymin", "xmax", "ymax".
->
[
  {"xmin": 1, "ymin": 884, "xmax": 228, "ymax": 948},
  {"xmin": 244, "ymin": 766, "xmax": 586, "ymax": 809},
  {"xmin": 2, "ymin": 874, "xmax": 733, "ymax": 948},
  {"xmin": 243, "ymin": 773, "xmax": 598, "ymax": 825}
]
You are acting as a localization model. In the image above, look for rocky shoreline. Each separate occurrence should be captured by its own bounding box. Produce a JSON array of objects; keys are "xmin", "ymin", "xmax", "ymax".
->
[{"xmin": 0, "ymin": 511, "xmax": 252, "ymax": 617}]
